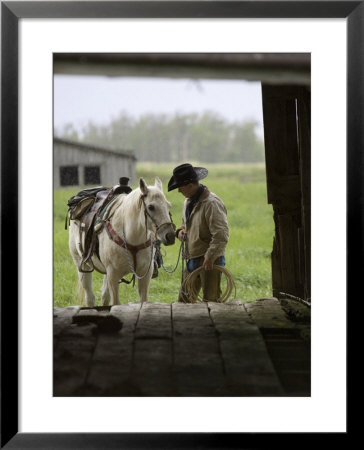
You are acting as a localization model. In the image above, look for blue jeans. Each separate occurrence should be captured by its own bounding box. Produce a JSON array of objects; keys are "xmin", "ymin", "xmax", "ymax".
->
[{"xmin": 187, "ymin": 255, "xmax": 226, "ymax": 273}]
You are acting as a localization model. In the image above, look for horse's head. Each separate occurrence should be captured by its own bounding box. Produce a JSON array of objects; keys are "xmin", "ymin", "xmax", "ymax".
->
[{"xmin": 139, "ymin": 178, "xmax": 176, "ymax": 246}]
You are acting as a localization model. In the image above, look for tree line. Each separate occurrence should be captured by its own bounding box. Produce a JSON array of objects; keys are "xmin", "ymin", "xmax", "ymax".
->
[{"xmin": 55, "ymin": 110, "xmax": 265, "ymax": 163}]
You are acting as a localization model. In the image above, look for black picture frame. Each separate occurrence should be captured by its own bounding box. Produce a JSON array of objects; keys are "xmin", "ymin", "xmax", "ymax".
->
[{"xmin": 1, "ymin": 1, "xmax": 357, "ymax": 448}]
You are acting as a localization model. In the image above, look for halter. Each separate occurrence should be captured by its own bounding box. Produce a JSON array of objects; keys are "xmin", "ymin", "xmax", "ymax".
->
[
  {"xmin": 140, "ymin": 194, "xmax": 176, "ymax": 239},
  {"xmin": 101, "ymin": 193, "xmax": 176, "ymax": 281}
]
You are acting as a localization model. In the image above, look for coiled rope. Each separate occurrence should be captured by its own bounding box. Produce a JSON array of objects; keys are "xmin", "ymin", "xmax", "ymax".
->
[{"xmin": 181, "ymin": 265, "xmax": 236, "ymax": 303}]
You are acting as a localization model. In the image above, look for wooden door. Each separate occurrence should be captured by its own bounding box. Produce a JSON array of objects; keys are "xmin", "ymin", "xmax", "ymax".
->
[{"xmin": 262, "ymin": 85, "xmax": 311, "ymax": 303}]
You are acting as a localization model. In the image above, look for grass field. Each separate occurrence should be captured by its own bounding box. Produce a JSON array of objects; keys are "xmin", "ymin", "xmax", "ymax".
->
[{"xmin": 54, "ymin": 162, "xmax": 274, "ymax": 306}]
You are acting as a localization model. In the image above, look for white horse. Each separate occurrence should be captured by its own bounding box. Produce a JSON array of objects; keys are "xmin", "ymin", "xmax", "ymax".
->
[{"xmin": 68, "ymin": 178, "xmax": 175, "ymax": 306}]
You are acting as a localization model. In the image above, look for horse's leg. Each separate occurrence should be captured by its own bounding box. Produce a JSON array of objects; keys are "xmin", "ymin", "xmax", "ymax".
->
[
  {"xmin": 78, "ymin": 271, "xmax": 96, "ymax": 307},
  {"xmin": 69, "ymin": 222, "xmax": 95, "ymax": 306},
  {"xmin": 106, "ymin": 269, "xmax": 121, "ymax": 306},
  {"xmin": 101, "ymin": 275, "xmax": 110, "ymax": 306},
  {"xmin": 137, "ymin": 269, "xmax": 153, "ymax": 303}
]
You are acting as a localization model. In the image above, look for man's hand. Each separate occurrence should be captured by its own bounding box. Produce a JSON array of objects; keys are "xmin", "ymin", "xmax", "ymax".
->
[
  {"xmin": 178, "ymin": 229, "xmax": 187, "ymax": 242},
  {"xmin": 203, "ymin": 258, "xmax": 214, "ymax": 271}
]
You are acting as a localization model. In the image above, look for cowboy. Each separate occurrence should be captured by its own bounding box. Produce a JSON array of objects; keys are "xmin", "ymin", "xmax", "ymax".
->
[{"xmin": 168, "ymin": 163, "xmax": 229, "ymax": 302}]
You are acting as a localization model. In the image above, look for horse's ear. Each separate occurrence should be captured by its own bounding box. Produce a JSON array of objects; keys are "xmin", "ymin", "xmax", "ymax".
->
[
  {"xmin": 155, "ymin": 177, "xmax": 163, "ymax": 191},
  {"xmin": 139, "ymin": 178, "xmax": 149, "ymax": 196}
]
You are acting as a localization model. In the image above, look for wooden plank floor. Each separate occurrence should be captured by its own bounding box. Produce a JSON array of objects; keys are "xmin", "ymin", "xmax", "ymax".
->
[{"xmin": 53, "ymin": 298, "xmax": 310, "ymax": 397}]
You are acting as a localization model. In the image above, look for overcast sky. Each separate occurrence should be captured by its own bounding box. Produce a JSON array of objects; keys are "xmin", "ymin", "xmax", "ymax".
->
[{"xmin": 54, "ymin": 75, "xmax": 264, "ymax": 136}]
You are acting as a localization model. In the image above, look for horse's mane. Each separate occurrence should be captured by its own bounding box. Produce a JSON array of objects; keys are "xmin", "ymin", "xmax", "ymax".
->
[{"xmin": 112, "ymin": 184, "xmax": 167, "ymax": 228}]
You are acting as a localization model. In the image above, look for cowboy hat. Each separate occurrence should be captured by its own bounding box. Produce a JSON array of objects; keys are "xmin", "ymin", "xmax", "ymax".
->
[{"xmin": 167, "ymin": 163, "xmax": 208, "ymax": 191}]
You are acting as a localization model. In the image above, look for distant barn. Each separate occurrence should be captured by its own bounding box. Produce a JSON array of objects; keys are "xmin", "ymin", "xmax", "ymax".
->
[{"xmin": 53, "ymin": 137, "xmax": 137, "ymax": 188}]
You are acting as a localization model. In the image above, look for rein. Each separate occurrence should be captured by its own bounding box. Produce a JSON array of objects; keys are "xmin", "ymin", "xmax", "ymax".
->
[
  {"xmin": 155, "ymin": 236, "xmax": 186, "ymax": 274},
  {"xmin": 155, "ymin": 234, "xmax": 188, "ymax": 297}
]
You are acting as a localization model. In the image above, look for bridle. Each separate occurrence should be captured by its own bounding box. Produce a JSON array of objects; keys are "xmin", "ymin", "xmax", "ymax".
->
[{"xmin": 140, "ymin": 194, "xmax": 176, "ymax": 238}]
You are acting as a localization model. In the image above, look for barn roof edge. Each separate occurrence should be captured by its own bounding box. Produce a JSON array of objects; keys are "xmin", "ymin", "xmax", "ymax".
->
[{"xmin": 54, "ymin": 136, "xmax": 137, "ymax": 160}]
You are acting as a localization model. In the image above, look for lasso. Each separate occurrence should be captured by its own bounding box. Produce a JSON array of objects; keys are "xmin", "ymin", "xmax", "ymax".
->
[
  {"xmin": 181, "ymin": 265, "xmax": 236, "ymax": 303},
  {"xmin": 157, "ymin": 238, "xmax": 236, "ymax": 302}
]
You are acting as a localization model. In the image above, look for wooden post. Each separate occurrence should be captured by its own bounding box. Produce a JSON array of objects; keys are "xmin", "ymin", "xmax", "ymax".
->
[{"xmin": 262, "ymin": 84, "xmax": 311, "ymax": 303}]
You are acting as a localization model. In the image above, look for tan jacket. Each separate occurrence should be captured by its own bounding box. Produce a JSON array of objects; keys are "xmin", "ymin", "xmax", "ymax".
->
[{"xmin": 177, "ymin": 187, "xmax": 229, "ymax": 261}]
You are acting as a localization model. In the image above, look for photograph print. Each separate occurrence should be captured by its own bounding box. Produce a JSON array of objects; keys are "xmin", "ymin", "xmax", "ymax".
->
[{"xmin": 53, "ymin": 53, "xmax": 311, "ymax": 397}]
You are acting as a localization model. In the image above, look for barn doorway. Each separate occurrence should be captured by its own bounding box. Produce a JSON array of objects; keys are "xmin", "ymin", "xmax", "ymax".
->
[{"xmin": 54, "ymin": 53, "xmax": 311, "ymax": 306}]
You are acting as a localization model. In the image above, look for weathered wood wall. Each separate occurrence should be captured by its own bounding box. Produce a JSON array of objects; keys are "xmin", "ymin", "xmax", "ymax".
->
[{"xmin": 262, "ymin": 85, "xmax": 311, "ymax": 304}]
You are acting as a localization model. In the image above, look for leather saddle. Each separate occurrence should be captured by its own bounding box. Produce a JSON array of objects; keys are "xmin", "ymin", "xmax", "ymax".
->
[{"xmin": 66, "ymin": 177, "xmax": 133, "ymax": 272}]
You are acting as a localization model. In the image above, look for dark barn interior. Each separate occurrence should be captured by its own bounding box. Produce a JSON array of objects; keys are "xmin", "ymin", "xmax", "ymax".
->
[{"xmin": 53, "ymin": 53, "xmax": 311, "ymax": 397}]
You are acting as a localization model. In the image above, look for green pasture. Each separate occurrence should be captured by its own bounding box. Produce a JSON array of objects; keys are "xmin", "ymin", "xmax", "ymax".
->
[{"xmin": 54, "ymin": 163, "xmax": 274, "ymax": 306}]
